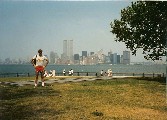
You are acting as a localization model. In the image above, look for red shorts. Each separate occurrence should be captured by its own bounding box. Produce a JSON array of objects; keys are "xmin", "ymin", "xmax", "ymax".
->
[{"xmin": 35, "ymin": 66, "xmax": 44, "ymax": 72}]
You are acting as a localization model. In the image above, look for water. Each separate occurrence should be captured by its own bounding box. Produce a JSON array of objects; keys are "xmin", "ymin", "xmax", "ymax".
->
[{"xmin": 0, "ymin": 64, "xmax": 166, "ymax": 76}]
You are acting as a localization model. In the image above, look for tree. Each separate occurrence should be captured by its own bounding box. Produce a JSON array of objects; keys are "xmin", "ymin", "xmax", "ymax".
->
[{"xmin": 110, "ymin": 1, "xmax": 167, "ymax": 60}]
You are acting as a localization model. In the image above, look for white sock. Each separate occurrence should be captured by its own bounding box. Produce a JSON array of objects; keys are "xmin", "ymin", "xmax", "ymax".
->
[
  {"xmin": 35, "ymin": 83, "xmax": 37, "ymax": 87},
  {"xmin": 42, "ymin": 82, "xmax": 45, "ymax": 86}
]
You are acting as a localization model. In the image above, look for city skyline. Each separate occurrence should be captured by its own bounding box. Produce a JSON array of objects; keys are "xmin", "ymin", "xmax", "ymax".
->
[
  {"xmin": 1, "ymin": 47, "xmax": 164, "ymax": 65},
  {"xmin": 0, "ymin": 39, "xmax": 165, "ymax": 64},
  {"xmin": 0, "ymin": 1, "xmax": 165, "ymax": 62},
  {"xmin": 0, "ymin": 47, "xmax": 131, "ymax": 65}
]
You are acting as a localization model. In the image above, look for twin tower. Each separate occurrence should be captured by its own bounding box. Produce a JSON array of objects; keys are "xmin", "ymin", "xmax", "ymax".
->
[{"xmin": 63, "ymin": 40, "xmax": 73, "ymax": 61}]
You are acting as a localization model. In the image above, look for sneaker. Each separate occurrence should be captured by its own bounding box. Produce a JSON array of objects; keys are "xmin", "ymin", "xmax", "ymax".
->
[
  {"xmin": 34, "ymin": 83, "xmax": 37, "ymax": 88},
  {"xmin": 42, "ymin": 82, "xmax": 45, "ymax": 87}
]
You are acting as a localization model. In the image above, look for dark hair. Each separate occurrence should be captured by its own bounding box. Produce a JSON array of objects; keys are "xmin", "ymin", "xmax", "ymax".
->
[{"xmin": 38, "ymin": 49, "xmax": 42, "ymax": 53}]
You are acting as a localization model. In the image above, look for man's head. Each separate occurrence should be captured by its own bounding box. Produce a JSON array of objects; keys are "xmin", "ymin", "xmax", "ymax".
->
[{"xmin": 38, "ymin": 49, "xmax": 42, "ymax": 56}]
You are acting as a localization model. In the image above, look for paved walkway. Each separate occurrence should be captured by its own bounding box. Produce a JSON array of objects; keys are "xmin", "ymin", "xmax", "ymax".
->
[{"xmin": 0, "ymin": 76, "xmax": 139, "ymax": 87}]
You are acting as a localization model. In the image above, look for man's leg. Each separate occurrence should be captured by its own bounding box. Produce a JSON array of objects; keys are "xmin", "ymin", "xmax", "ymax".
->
[
  {"xmin": 35, "ymin": 72, "xmax": 39, "ymax": 87},
  {"xmin": 41, "ymin": 71, "xmax": 45, "ymax": 86}
]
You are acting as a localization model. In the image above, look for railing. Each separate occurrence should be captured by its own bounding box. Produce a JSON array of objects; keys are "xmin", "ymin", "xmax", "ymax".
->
[
  {"xmin": 0, "ymin": 72, "xmax": 166, "ymax": 78},
  {"xmin": 0, "ymin": 73, "xmax": 31, "ymax": 77}
]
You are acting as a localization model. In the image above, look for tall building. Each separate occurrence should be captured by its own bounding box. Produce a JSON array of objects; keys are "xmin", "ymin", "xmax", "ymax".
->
[
  {"xmin": 123, "ymin": 51, "xmax": 130, "ymax": 64},
  {"xmin": 50, "ymin": 51, "xmax": 56, "ymax": 64},
  {"xmin": 63, "ymin": 40, "xmax": 73, "ymax": 62},
  {"xmin": 50, "ymin": 51, "xmax": 59, "ymax": 64},
  {"xmin": 117, "ymin": 55, "xmax": 120, "ymax": 64},
  {"xmin": 113, "ymin": 53, "xmax": 117, "ymax": 64},
  {"xmin": 74, "ymin": 54, "xmax": 80, "ymax": 65},
  {"xmin": 120, "ymin": 55, "xmax": 123, "ymax": 64},
  {"xmin": 90, "ymin": 52, "xmax": 94, "ymax": 55},
  {"xmin": 63, "ymin": 40, "xmax": 68, "ymax": 57},
  {"xmin": 108, "ymin": 51, "xmax": 113, "ymax": 64},
  {"xmin": 74, "ymin": 54, "xmax": 79, "ymax": 60},
  {"xmin": 82, "ymin": 51, "xmax": 87, "ymax": 57}
]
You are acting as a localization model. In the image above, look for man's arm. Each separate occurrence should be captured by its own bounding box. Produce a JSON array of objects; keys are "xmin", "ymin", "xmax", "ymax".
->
[
  {"xmin": 31, "ymin": 59, "xmax": 36, "ymax": 67},
  {"xmin": 45, "ymin": 59, "xmax": 49, "ymax": 67},
  {"xmin": 43, "ymin": 56, "xmax": 49, "ymax": 68},
  {"xmin": 31, "ymin": 55, "xmax": 37, "ymax": 67}
]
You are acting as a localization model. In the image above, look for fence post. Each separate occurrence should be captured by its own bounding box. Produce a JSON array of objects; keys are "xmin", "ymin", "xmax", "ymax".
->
[
  {"xmin": 28, "ymin": 73, "xmax": 30, "ymax": 77},
  {"xmin": 17, "ymin": 73, "xmax": 19, "ymax": 77},
  {"xmin": 77, "ymin": 72, "xmax": 79, "ymax": 76},
  {"xmin": 143, "ymin": 73, "xmax": 145, "ymax": 77},
  {"xmin": 95, "ymin": 73, "xmax": 97, "ymax": 76},
  {"xmin": 133, "ymin": 73, "xmax": 134, "ymax": 76},
  {"xmin": 153, "ymin": 73, "xmax": 154, "ymax": 78},
  {"xmin": 163, "ymin": 73, "xmax": 164, "ymax": 77},
  {"xmin": 86, "ymin": 72, "xmax": 88, "ymax": 76}
]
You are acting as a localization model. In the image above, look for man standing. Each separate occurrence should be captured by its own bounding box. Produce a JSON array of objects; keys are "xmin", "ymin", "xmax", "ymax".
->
[
  {"xmin": 100, "ymin": 70, "xmax": 104, "ymax": 76},
  {"xmin": 31, "ymin": 49, "xmax": 49, "ymax": 87},
  {"xmin": 63, "ymin": 69, "xmax": 66, "ymax": 76}
]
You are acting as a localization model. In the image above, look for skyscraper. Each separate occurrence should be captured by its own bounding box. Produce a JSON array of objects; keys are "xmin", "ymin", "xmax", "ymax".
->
[
  {"xmin": 123, "ymin": 51, "xmax": 130, "ymax": 64},
  {"xmin": 63, "ymin": 40, "xmax": 73, "ymax": 62},
  {"xmin": 113, "ymin": 53, "xmax": 117, "ymax": 64},
  {"xmin": 74, "ymin": 54, "xmax": 80, "ymax": 65},
  {"xmin": 63, "ymin": 40, "xmax": 68, "ymax": 57},
  {"xmin": 117, "ymin": 55, "xmax": 120, "ymax": 64},
  {"xmin": 82, "ymin": 51, "xmax": 87, "ymax": 57},
  {"xmin": 90, "ymin": 52, "xmax": 94, "ymax": 56},
  {"xmin": 50, "ymin": 51, "xmax": 56, "ymax": 64}
]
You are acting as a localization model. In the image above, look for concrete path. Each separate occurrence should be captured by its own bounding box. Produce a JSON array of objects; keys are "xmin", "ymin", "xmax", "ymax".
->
[{"xmin": 0, "ymin": 76, "xmax": 139, "ymax": 87}]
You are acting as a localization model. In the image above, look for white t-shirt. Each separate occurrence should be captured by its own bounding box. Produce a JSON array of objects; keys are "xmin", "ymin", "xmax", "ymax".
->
[
  {"xmin": 63, "ymin": 69, "xmax": 66, "ymax": 73},
  {"xmin": 33, "ymin": 55, "xmax": 48, "ymax": 66},
  {"xmin": 71, "ymin": 69, "xmax": 73, "ymax": 73}
]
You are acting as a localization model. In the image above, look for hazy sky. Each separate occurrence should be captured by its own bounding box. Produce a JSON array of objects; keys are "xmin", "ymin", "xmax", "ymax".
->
[{"xmin": 0, "ymin": 1, "xmax": 159, "ymax": 62}]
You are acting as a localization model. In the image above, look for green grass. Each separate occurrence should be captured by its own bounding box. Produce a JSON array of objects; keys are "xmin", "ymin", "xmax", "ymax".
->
[
  {"xmin": 0, "ymin": 77, "xmax": 166, "ymax": 120},
  {"xmin": 0, "ymin": 77, "xmax": 34, "ymax": 82}
]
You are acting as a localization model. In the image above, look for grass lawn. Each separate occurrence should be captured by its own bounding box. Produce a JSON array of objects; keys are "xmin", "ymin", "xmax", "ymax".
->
[{"xmin": 0, "ymin": 77, "xmax": 166, "ymax": 120}]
